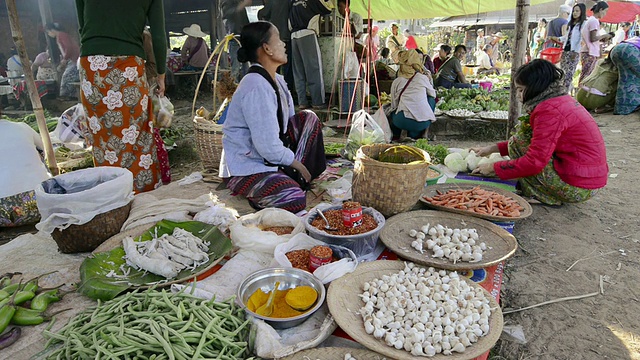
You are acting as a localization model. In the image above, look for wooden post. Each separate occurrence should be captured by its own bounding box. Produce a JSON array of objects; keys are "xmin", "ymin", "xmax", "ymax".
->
[
  {"xmin": 6, "ymin": 0, "xmax": 59, "ymax": 175},
  {"xmin": 507, "ymin": 0, "xmax": 530, "ymax": 139}
]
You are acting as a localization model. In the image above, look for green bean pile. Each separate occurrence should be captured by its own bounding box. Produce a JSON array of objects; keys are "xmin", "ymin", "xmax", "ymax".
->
[{"xmin": 43, "ymin": 288, "xmax": 251, "ymax": 360}]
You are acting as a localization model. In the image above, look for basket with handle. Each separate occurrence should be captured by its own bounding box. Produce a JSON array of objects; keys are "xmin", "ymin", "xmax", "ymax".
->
[
  {"xmin": 352, "ymin": 143, "xmax": 432, "ymax": 217},
  {"xmin": 192, "ymin": 35, "xmax": 240, "ymax": 182}
]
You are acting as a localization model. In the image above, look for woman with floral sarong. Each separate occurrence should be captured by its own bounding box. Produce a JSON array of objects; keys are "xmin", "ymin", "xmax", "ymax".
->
[
  {"xmin": 472, "ymin": 60, "xmax": 608, "ymax": 205},
  {"xmin": 75, "ymin": 0, "xmax": 167, "ymax": 193},
  {"xmin": 220, "ymin": 21, "xmax": 326, "ymax": 215}
]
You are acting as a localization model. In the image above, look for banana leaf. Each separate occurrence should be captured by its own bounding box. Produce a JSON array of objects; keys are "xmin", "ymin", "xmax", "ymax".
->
[{"xmin": 79, "ymin": 220, "xmax": 233, "ymax": 301}]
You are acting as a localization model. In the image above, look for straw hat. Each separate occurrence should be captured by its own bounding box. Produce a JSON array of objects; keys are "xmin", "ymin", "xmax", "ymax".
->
[
  {"xmin": 183, "ymin": 24, "xmax": 208, "ymax": 38},
  {"xmin": 493, "ymin": 32, "xmax": 505, "ymax": 38}
]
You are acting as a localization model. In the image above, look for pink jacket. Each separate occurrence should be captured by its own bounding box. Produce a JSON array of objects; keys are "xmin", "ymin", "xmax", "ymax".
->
[{"xmin": 494, "ymin": 95, "xmax": 608, "ymax": 189}]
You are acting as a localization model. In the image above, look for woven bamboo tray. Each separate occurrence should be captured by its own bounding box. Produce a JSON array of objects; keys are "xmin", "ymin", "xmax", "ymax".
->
[
  {"xmin": 279, "ymin": 347, "xmax": 385, "ymax": 360},
  {"xmin": 420, "ymin": 183, "xmax": 533, "ymax": 222},
  {"xmin": 379, "ymin": 210, "xmax": 517, "ymax": 270},
  {"xmin": 327, "ymin": 261, "xmax": 503, "ymax": 360}
]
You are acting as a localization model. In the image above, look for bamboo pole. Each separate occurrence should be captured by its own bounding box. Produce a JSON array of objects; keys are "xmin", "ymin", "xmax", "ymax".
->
[
  {"xmin": 507, "ymin": 0, "xmax": 531, "ymax": 138},
  {"xmin": 6, "ymin": 0, "xmax": 59, "ymax": 175}
]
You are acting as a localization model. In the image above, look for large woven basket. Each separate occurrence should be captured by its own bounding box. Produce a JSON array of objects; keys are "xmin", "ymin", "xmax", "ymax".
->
[
  {"xmin": 352, "ymin": 144, "xmax": 431, "ymax": 217},
  {"xmin": 51, "ymin": 201, "xmax": 132, "ymax": 254},
  {"xmin": 194, "ymin": 118, "xmax": 223, "ymax": 178}
]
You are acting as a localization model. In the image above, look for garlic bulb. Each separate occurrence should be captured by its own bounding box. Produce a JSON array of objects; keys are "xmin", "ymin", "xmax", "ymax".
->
[{"xmin": 409, "ymin": 223, "xmax": 486, "ymax": 264}]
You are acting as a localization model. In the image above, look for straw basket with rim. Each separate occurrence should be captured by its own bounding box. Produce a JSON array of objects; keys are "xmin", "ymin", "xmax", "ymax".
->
[
  {"xmin": 51, "ymin": 201, "xmax": 132, "ymax": 254},
  {"xmin": 192, "ymin": 35, "xmax": 240, "ymax": 182},
  {"xmin": 352, "ymin": 143, "xmax": 432, "ymax": 217}
]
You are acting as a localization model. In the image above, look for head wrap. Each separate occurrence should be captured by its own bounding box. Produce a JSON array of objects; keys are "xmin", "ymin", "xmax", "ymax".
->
[{"xmin": 396, "ymin": 49, "xmax": 424, "ymax": 79}]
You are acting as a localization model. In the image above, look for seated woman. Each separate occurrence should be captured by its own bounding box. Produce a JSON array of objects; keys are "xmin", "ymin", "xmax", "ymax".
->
[
  {"xmin": 219, "ymin": 21, "xmax": 326, "ymax": 215},
  {"xmin": 472, "ymin": 60, "xmax": 607, "ymax": 205},
  {"xmin": 476, "ymin": 44, "xmax": 500, "ymax": 76},
  {"xmin": 609, "ymin": 36, "xmax": 640, "ymax": 115},
  {"xmin": 0, "ymin": 119, "xmax": 50, "ymax": 227},
  {"xmin": 31, "ymin": 50, "xmax": 57, "ymax": 81},
  {"xmin": 389, "ymin": 50, "xmax": 436, "ymax": 140},
  {"xmin": 432, "ymin": 44, "xmax": 451, "ymax": 74}
]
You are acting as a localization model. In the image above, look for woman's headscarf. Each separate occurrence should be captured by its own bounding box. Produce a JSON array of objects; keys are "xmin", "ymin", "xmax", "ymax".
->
[{"xmin": 396, "ymin": 49, "xmax": 424, "ymax": 78}]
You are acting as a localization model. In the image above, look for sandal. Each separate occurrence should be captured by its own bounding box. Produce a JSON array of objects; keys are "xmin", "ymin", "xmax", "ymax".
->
[{"xmin": 594, "ymin": 105, "xmax": 614, "ymax": 114}]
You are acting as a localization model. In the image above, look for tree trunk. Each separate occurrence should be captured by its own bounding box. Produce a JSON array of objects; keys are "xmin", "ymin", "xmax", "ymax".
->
[
  {"xmin": 507, "ymin": 0, "xmax": 531, "ymax": 139},
  {"xmin": 6, "ymin": 0, "xmax": 59, "ymax": 176}
]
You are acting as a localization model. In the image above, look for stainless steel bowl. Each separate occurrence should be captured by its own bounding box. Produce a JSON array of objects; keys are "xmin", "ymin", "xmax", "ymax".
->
[{"xmin": 237, "ymin": 267, "xmax": 326, "ymax": 329}]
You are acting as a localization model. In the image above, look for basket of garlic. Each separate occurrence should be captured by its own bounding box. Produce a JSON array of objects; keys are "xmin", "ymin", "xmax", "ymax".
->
[
  {"xmin": 379, "ymin": 210, "xmax": 517, "ymax": 270},
  {"xmin": 327, "ymin": 260, "xmax": 503, "ymax": 360}
]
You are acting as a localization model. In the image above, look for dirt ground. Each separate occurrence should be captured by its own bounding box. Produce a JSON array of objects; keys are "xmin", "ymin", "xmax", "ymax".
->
[{"xmin": 2, "ymin": 97, "xmax": 639, "ymax": 359}]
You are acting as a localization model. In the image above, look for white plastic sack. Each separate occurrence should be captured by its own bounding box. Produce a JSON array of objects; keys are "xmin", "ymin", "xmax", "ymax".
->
[
  {"xmin": 343, "ymin": 51, "xmax": 360, "ymax": 79},
  {"xmin": 324, "ymin": 170, "xmax": 353, "ymax": 204},
  {"xmin": 372, "ymin": 106, "xmax": 392, "ymax": 143},
  {"xmin": 273, "ymin": 233, "xmax": 357, "ymax": 284},
  {"xmin": 230, "ymin": 208, "xmax": 305, "ymax": 253},
  {"xmin": 342, "ymin": 109, "xmax": 386, "ymax": 161},
  {"xmin": 55, "ymin": 104, "xmax": 88, "ymax": 144},
  {"xmin": 35, "ymin": 167, "xmax": 134, "ymax": 233}
]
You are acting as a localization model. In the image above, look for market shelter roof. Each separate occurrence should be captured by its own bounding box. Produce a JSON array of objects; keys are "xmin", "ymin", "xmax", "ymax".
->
[
  {"xmin": 429, "ymin": 0, "xmax": 566, "ymax": 27},
  {"xmin": 349, "ymin": 0, "xmax": 556, "ymax": 20}
]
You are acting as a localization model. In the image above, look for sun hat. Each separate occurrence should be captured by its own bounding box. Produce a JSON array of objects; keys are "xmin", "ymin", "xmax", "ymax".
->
[
  {"xmin": 559, "ymin": 4, "xmax": 572, "ymax": 14},
  {"xmin": 183, "ymin": 24, "xmax": 208, "ymax": 38},
  {"xmin": 493, "ymin": 32, "xmax": 505, "ymax": 38}
]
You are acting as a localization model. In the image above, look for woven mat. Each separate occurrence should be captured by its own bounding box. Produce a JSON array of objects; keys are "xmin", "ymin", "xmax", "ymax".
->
[
  {"xmin": 380, "ymin": 210, "xmax": 517, "ymax": 270},
  {"xmin": 420, "ymin": 183, "xmax": 533, "ymax": 222},
  {"xmin": 327, "ymin": 260, "xmax": 503, "ymax": 360},
  {"xmin": 279, "ymin": 346, "xmax": 385, "ymax": 360}
]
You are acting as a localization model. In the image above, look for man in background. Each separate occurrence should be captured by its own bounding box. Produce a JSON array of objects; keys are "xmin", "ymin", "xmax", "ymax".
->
[
  {"xmin": 385, "ymin": 23, "xmax": 406, "ymax": 63},
  {"xmin": 290, "ymin": 0, "xmax": 333, "ymax": 109},
  {"xmin": 544, "ymin": 5, "xmax": 571, "ymax": 49},
  {"xmin": 222, "ymin": 0, "xmax": 251, "ymax": 81}
]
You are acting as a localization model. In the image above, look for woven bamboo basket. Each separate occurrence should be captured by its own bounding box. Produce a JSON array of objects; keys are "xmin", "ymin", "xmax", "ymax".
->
[
  {"xmin": 192, "ymin": 35, "xmax": 239, "ymax": 182},
  {"xmin": 51, "ymin": 201, "xmax": 132, "ymax": 254},
  {"xmin": 352, "ymin": 143, "xmax": 431, "ymax": 217}
]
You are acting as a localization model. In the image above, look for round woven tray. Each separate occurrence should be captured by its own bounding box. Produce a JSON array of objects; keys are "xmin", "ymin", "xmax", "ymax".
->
[
  {"xmin": 327, "ymin": 261, "xmax": 503, "ymax": 360},
  {"xmin": 380, "ymin": 210, "xmax": 517, "ymax": 270},
  {"xmin": 279, "ymin": 347, "xmax": 385, "ymax": 360},
  {"xmin": 420, "ymin": 183, "xmax": 533, "ymax": 222},
  {"xmin": 478, "ymin": 114, "xmax": 508, "ymax": 122},
  {"xmin": 444, "ymin": 111, "xmax": 476, "ymax": 120}
]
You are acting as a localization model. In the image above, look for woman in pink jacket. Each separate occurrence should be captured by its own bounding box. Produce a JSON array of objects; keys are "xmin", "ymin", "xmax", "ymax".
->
[{"xmin": 473, "ymin": 59, "xmax": 608, "ymax": 205}]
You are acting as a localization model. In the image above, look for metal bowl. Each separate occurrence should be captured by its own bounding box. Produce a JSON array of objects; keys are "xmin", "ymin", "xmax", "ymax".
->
[{"xmin": 237, "ymin": 267, "xmax": 326, "ymax": 329}]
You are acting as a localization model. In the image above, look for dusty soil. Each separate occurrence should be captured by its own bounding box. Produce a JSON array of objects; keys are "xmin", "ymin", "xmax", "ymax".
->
[
  {"xmin": 166, "ymin": 100, "xmax": 640, "ymax": 359},
  {"xmin": 2, "ymin": 96, "xmax": 639, "ymax": 359}
]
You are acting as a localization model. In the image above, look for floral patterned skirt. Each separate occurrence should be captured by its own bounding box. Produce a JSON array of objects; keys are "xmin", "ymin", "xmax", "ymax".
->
[
  {"xmin": 79, "ymin": 55, "xmax": 161, "ymax": 193},
  {"xmin": 508, "ymin": 131, "xmax": 597, "ymax": 205},
  {"xmin": 0, "ymin": 190, "xmax": 40, "ymax": 227},
  {"xmin": 610, "ymin": 43, "xmax": 640, "ymax": 115}
]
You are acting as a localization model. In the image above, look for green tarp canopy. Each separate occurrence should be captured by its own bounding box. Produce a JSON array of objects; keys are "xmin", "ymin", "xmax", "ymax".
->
[{"xmin": 350, "ymin": 0, "xmax": 556, "ymax": 20}]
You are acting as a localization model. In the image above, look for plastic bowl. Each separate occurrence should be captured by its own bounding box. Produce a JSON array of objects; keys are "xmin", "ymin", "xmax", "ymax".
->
[
  {"xmin": 426, "ymin": 165, "xmax": 444, "ymax": 186},
  {"xmin": 237, "ymin": 267, "xmax": 326, "ymax": 329},
  {"xmin": 304, "ymin": 206, "xmax": 385, "ymax": 257}
]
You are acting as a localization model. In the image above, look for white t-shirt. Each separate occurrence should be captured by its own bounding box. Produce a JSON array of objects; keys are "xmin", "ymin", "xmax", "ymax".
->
[
  {"xmin": 476, "ymin": 51, "xmax": 492, "ymax": 69},
  {"xmin": 0, "ymin": 120, "xmax": 50, "ymax": 198},
  {"xmin": 581, "ymin": 16, "xmax": 601, "ymax": 57},
  {"xmin": 390, "ymin": 73, "xmax": 436, "ymax": 122}
]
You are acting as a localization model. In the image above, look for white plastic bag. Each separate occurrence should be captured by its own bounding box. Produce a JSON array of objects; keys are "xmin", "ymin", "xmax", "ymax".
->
[
  {"xmin": 55, "ymin": 104, "xmax": 88, "ymax": 144},
  {"xmin": 343, "ymin": 51, "xmax": 360, "ymax": 79},
  {"xmin": 372, "ymin": 106, "xmax": 392, "ymax": 143},
  {"xmin": 230, "ymin": 208, "xmax": 305, "ymax": 253},
  {"xmin": 342, "ymin": 109, "xmax": 386, "ymax": 161},
  {"xmin": 152, "ymin": 95, "xmax": 174, "ymax": 128},
  {"xmin": 324, "ymin": 170, "xmax": 353, "ymax": 204},
  {"xmin": 193, "ymin": 196, "xmax": 239, "ymax": 233},
  {"xmin": 273, "ymin": 233, "xmax": 357, "ymax": 284},
  {"xmin": 35, "ymin": 167, "xmax": 134, "ymax": 233}
]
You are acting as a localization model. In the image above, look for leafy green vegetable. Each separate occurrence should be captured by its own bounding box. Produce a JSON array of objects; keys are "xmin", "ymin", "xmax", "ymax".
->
[
  {"xmin": 78, "ymin": 220, "xmax": 233, "ymax": 301},
  {"xmin": 414, "ymin": 139, "xmax": 449, "ymax": 165},
  {"xmin": 324, "ymin": 142, "xmax": 345, "ymax": 155}
]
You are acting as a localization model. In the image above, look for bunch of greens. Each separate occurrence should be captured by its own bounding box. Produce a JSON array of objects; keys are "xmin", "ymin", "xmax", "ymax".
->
[
  {"xmin": 324, "ymin": 142, "xmax": 345, "ymax": 155},
  {"xmin": 414, "ymin": 139, "xmax": 449, "ymax": 165}
]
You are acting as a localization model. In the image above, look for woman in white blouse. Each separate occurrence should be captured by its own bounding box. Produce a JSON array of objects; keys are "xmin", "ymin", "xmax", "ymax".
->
[{"xmin": 389, "ymin": 49, "xmax": 436, "ymax": 140}]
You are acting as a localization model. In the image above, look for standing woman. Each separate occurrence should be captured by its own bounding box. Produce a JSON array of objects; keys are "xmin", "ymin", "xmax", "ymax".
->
[
  {"xmin": 220, "ymin": 21, "xmax": 326, "ymax": 214},
  {"xmin": 75, "ymin": 0, "xmax": 167, "ymax": 193},
  {"xmin": 559, "ymin": 3, "xmax": 586, "ymax": 92},
  {"xmin": 579, "ymin": 1, "xmax": 613, "ymax": 84},
  {"xmin": 530, "ymin": 19, "xmax": 547, "ymax": 59},
  {"xmin": 45, "ymin": 23, "xmax": 80, "ymax": 99}
]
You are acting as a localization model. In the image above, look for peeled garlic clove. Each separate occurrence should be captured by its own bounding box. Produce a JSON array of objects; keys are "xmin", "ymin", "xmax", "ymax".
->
[
  {"xmin": 409, "ymin": 229, "xmax": 418, "ymax": 237},
  {"xmin": 453, "ymin": 342, "xmax": 466, "ymax": 353}
]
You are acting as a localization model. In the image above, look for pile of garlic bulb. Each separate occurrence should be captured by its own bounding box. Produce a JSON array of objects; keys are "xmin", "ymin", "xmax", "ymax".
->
[
  {"xmin": 359, "ymin": 263, "xmax": 492, "ymax": 356},
  {"xmin": 409, "ymin": 224, "xmax": 486, "ymax": 264}
]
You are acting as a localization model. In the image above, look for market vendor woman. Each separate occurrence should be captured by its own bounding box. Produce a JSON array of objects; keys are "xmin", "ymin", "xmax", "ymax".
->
[
  {"xmin": 472, "ymin": 59, "xmax": 608, "ymax": 205},
  {"xmin": 220, "ymin": 21, "xmax": 326, "ymax": 215}
]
